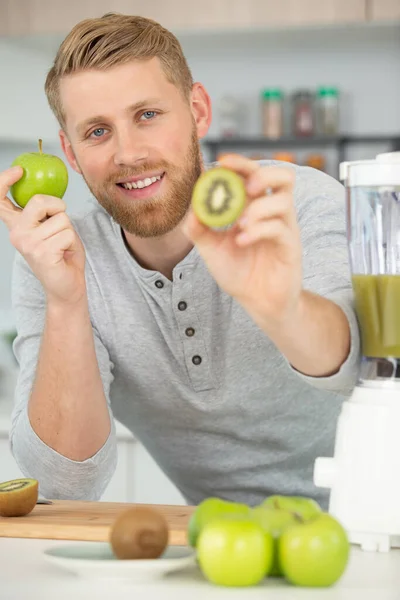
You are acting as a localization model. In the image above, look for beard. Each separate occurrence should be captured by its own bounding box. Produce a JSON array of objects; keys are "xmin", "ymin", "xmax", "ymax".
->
[{"xmin": 80, "ymin": 127, "xmax": 202, "ymax": 238}]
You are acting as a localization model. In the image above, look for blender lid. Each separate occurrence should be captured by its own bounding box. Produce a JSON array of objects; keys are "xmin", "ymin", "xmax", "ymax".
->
[
  {"xmin": 376, "ymin": 151, "xmax": 400, "ymax": 163},
  {"xmin": 340, "ymin": 152, "xmax": 400, "ymax": 187}
]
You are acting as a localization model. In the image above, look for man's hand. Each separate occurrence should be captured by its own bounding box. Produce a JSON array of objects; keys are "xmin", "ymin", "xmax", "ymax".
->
[
  {"xmin": 184, "ymin": 154, "xmax": 302, "ymax": 327},
  {"xmin": 0, "ymin": 166, "xmax": 86, "ymax": 307},
  {"xmin": 184, "ymin": 154, "xmax": 351, "ymax": 377}
]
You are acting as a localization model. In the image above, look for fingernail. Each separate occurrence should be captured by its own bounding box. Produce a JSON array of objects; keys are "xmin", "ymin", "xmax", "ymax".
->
[{"xmin": 10, "ymin": 165, "xmax": 22, "ymax": 172}]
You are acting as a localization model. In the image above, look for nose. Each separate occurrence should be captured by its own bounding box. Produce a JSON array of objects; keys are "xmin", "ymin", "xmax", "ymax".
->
[{"xmin": 113, "ymin": 129, "xmax": 149, "ymax": 167}]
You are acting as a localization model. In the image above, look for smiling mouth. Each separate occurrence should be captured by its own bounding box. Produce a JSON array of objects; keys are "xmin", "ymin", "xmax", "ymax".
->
[{"xmin": 117, "ymin": 173, "xmax": 165, "ymax": 190}]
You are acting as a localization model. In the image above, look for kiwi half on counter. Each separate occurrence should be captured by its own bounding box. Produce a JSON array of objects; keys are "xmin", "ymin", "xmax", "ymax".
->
[
  {"xmin": 192, "ymin": 167, "xmax": 246, "ymax": 228},
  {"xmin": 0, "ymin": 478, "xmax": 38, "ymax": 517}
]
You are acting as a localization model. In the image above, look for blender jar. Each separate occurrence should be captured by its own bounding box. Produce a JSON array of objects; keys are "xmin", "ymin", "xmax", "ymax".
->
[{"xmin": 344, "ymin": 153, "xmax": 400, "ymax": 383}]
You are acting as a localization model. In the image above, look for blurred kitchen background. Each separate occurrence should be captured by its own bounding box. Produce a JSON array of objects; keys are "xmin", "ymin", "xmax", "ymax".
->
[{"xmin": 0, "ymin": 0, "xmax": 399, "ymax": 503}]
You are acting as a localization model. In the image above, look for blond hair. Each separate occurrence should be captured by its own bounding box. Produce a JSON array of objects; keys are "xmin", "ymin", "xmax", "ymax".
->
[{"xmin": 45, "ymin": 12, "xmax": 194, "ymax": 128}]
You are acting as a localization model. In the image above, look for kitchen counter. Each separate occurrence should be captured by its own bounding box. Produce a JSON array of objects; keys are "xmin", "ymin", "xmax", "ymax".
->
[{"xmin": 0, "ymin": 537, "xmax": 399, "ymax": 600}]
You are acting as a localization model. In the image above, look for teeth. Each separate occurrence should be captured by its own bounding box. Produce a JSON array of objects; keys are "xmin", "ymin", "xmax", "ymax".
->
[{"xmin": 122, "ymin": 174, "xmax": 162, "ymax": 190}]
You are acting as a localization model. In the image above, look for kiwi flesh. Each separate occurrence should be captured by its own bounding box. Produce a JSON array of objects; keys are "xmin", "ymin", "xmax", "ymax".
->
[
  {"xmin": 110, "ymin": 506, "xmax": 169, "ymax": 560},
  {"xmin": 0, "ymin": 478, "xmax": 38, "ymax": 517},
  {"xmin": 192, "ymin": 167, "xmax": 246, "ymax": 228}
]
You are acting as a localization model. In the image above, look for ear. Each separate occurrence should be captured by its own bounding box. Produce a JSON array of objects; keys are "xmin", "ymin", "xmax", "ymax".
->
[
  {"xmin": 190, "ymin": 83, "xmax": 212, "ymax": 140},
  {"xmin": 59, "ymin": 130, "xmax": 82, "ymax": 174}
]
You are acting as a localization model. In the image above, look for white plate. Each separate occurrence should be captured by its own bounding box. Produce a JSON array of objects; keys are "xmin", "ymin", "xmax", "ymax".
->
[{"xmin": 44, "ymin": 542, "xmax": 196, "ymax": 582}]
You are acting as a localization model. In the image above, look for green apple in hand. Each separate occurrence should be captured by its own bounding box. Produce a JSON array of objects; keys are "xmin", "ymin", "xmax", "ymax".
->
[
  {"xmin": 263, "ymin": 495, "xmax": 322, "ymax": 521},
  {"xmin": 187, "ymin": 497, "xmax": 250, "ymax": 547},
  {"xmin": 197, "ymin": 517, "xmax": 274, "ymax": 587},
  {"xmin": 278, "ymin": 512, "xmax": 350, "ymax": 587},
  {"xmin": 252, "ymin": 506, "xmax": 299, "ymax": 576},
  {"xmin": 10, "ymin": 139, "xmax": 68, "ymax": 208}
]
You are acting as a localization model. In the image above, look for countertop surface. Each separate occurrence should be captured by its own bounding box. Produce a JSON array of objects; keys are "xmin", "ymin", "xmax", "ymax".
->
[{"xmin": 0, "ymin": 537, "xmax": 399, "ymax": 600}]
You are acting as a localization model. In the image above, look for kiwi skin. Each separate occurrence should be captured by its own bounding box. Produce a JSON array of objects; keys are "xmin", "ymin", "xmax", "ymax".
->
[
  {"xmin": 192, "ymin": 167, "xmax": 246, "ymax": 229},
  {"xmin": 0, "ymin": 478, "xmax": 39, "ymax": 517},
  {"xmin": 110, "ymin": 506, "xmax": 169, "ymax": 560}
]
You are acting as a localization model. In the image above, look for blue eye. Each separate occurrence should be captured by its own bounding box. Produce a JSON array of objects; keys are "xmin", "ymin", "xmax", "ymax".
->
[
  {"xmin": 91, "ymin": 128, "xmax": 105, "ymax": 137},
  {"xmin": 141, "ymin": 111, "xmax": 156, "ymax": 120}
]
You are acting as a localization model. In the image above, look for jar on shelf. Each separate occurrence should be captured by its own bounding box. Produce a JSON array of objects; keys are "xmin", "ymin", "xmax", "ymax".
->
[
  {"xmin": 218, "ymin": 95, "xmax": 242, "ymax": 138},
  {"xmin": 292, "ymin": 90, "xmax": 314, "ymax": 137},
  {"xmin": 261, "ymin": 88, "xmax": 284, "ymax": 139},
  {"xmin": 306, "ymin": 153, "xmax": 326, "ymax": 172},
  {"xmin": 316, "ymin": 87, "xmax": 340, "ymax": 136},
  {"xmin": 272, "ymin": 151, "xmax": 296, "ymax": 164}
]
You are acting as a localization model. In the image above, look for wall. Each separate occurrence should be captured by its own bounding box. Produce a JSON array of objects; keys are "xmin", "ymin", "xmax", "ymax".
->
[
  {"xmin": 1, "ymin": 21, "xmax": 399, "ymax": 323},
  {"xmin": 1, "ymin": 22, "xmax": 399, "ymax": 323}
]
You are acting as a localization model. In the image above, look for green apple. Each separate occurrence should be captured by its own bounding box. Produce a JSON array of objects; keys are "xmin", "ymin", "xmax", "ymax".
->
[
  {"xmin": 278, "ymin": 513, "xmax": 350, "ymax": 587},
  {"xmin": 10, "ymin": 139, "xmax": 68, "ymax": 208},
  {"xmin": 197, "ymin": 517, "xmax": 274, "ymax": 587},
  {"xmin": 263, "ymin": 495, "xmax": 322, "ymax": 521},
  {"xmin": 252, "ymin": 506, "xmax": 299, "ymax": 576},
  {"xmin": 187, "ymin": 497, "xmax": 250, "ymax": 547}
]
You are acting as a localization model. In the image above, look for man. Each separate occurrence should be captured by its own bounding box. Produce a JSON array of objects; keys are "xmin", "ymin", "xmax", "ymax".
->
[{"xmin": 0, "ymin": 13, "xmax": 360, "ymax": 508}]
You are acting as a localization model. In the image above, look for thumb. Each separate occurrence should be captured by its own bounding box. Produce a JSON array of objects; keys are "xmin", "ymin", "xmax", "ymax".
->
[{"xmin": 182, "ymin": 209, "xmax": 219, "ymax": 248}]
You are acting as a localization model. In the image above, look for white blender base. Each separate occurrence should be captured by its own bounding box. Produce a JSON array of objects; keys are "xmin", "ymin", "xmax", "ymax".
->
[{"xmin": 314, "ymin": 385, "xmax": 400, "ymax": 552}]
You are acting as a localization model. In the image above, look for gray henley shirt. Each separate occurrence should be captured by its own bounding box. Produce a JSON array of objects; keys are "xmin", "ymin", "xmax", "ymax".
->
[{"xmin": 9, "ymin": 161, "xmax": 361, "ymax": 510}]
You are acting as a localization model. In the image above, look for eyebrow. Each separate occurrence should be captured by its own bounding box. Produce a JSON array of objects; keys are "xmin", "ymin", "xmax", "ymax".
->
[{"xmin": 75, "ymin": 98, "xmax": 164, "ymax": 135}]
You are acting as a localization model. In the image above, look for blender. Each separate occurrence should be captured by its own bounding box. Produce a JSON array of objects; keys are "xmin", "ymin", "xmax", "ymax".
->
[{"xmin": 314, "ymin": 151, "xmax": 400, "ymax": 552}]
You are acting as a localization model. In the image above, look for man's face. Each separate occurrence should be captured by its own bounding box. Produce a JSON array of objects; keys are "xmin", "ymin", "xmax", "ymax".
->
[{"xmin": 59, "ymin": 58, "xmax": 206, "ymax": 237}]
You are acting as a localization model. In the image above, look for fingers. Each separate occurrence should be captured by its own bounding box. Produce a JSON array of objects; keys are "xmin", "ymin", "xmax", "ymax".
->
[
  {"xmin": 0, "ymin": 165, "xmax": 23, "ymax": 199},
  {"xmin": 182, "ymin": 209, "xmax": 220, "ymax": 248},
  {"xmin": 218, "ymin": 154, "xmax": 259, "ymax": 179},
  {"xmin": 25, "ymin": 211, "xmax": 71, "ymax": 243},
  {"xmin": 28, "ymin": 228, "xmax": 78, "ymax": 266},
  {"xmin": 239, "ymin": 193, "xmax": 294, "ymax": 228},
  {"xmin": 236, "ymin": 218, "xmax": 291, "ymax": 246},
  {"xmin": 246, "ymin": 165, "xmax": 295, "ymax": 198},
  {"xmin": 21, "ymin": 194, "xmax": 67, "ymax": 226},
  {"xmin": 0, "ymin": 166, "xmax": 24, "ymax": 228},
  {"xmin": 218, "ymin": 154, "xmax": 295, "ymax": 199},
  {"xmin": 10, "ymin": 212, "xmax": 73, "ymax": 255},
  {"xmin": 0, "ymin": 196, "xmax": 22, "ymax": 229}
]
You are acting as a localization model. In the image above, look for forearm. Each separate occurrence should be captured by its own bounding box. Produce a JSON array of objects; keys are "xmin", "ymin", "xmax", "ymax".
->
[
  {"xmin": 244, "ymin": 290, "xmax": 351, "ymax": 377},
  {"xmin": 28, "ymin": 294, "xmax": 111, "ymax": 461}
]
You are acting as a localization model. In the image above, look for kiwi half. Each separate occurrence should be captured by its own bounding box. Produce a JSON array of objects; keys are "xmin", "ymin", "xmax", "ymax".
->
[
  {"xmin": 0, "ymin": 478, "xmax": 38, "ymax": 517},
  {"xmin": 192, "ymin": 167, "xmax": 246, "ymax": 228},
  {"xmin": 110, "ymin": 506, "xmax": 169, "ymax": 560}
]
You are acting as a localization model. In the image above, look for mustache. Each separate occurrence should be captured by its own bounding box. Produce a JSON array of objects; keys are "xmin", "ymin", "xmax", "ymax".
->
[{"xmin": 105, "ymin": 161, "xmax": 170, "ymax": 184}]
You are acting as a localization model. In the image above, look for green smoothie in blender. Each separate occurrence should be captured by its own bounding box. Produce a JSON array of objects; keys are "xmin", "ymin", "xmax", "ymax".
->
[{"xmin": 352, "ymin": 274, "xmax": 400, "ymax": 358}]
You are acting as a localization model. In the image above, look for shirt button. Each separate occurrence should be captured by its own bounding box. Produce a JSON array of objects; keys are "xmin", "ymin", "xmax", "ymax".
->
[
  {"xmin": 185, "ymin": 327, "xmax": 195, "ymax": 337},
  {"xmin": 178, "ymin": 301, "xmax": 187, "ymax": 311},
  {"xmin": 155, "ymin": 280, "xmax": 164, "ymax": 289},
  {"xmin": 192, "ymin": 355, "xmax": 202, "ymax": 365}
]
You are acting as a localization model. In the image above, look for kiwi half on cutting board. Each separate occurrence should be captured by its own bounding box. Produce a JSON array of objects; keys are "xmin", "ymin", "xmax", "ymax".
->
[
  {"xmin": 0, "ymin": 478, "xmax": 38, "ymax": 517},
  {"xmin": 192, "ymin": 167, "xmax": 246, "ymax": 228}
]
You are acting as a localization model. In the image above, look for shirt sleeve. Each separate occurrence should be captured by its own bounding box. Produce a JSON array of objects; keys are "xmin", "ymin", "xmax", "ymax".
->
[
  {"xmin": 9, "ymin": 252, "xmax": 118, "ymax": 501},
  {"xmin": 288, "ymin": 165, "xmax": 361, "ymax": 396}
]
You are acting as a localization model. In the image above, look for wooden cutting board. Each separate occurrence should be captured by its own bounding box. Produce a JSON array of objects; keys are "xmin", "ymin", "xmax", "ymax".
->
[{"xmin": 0, "ymin": 500, "xmax": 194, "ymax": 545}]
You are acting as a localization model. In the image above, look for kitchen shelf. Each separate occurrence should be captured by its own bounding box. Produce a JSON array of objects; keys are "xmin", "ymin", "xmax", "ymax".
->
[{"xmin": 203, "ymin": 135, "xmax": 400, "ymax": 170}]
